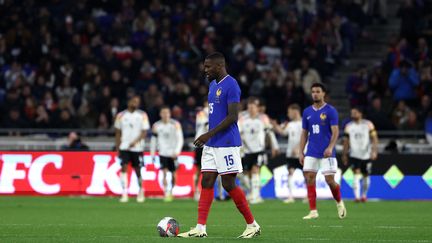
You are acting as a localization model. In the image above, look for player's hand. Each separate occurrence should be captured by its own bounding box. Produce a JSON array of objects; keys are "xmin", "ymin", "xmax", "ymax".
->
[
  {"xmin": 342, "ymin": 154, "xmax": 348, "ymax": 166},
  {"xmin": 299, "ymin": 153, "xmax": 305, "ymax": 166},
  {"xmin": 371, "ymin": 151, "xmax": 378, "ymax": 161},
  {"xmin": 323, "ymin": 147, "xmax": 333, "ymax": 158},
  {"xmin": 128, "ymin": 141, "xmax": 137, "ymax": 148},
  {"xmin": 194, "ymin": 132, "xmax": 211, "ymax": 148},
  {"xmin": 271, "ymin": 149, "xmax": 280, "ymax": 158},
  {"xmin": 172, "ymin": 154, "xmax": 178, "ymax": 160}
]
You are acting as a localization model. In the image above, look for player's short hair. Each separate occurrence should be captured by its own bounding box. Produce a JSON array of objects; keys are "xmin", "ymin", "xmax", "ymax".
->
[
  {"xmin": 288, "ymin": 103, "xmax": 301, "ymax": 111},
  {"xmin": 160, "ymin": 105, "xmax": 170, "ymax": 111},
  {"xmin": 311, "ymin": 83, "xmax": 327, "ymax": 93},
  {"xmin": 205, "ymin": 52, "xmax": 225, "ymax": 62},
  {"xmin": 247, "ymin": 96, "xmax": 260, "ymax": 105},
  {"xmin": 351, "ymin": 106, "xmax": 364, "ymax": 114}
]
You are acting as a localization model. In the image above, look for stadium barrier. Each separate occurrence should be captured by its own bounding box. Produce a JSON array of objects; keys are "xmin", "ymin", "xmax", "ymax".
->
[{"xmin": 0, "ymin": 152, "xmax": 431, "ymax": 199}]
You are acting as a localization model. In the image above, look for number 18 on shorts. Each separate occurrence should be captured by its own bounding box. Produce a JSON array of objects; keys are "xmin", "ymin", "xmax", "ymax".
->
[{"xmin": 201, "ymin": 146, "xmax": 243, "ymax": 175}]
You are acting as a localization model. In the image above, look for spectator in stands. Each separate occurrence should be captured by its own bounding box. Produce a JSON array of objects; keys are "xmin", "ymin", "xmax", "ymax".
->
[
  {"xmin": 61, "ymin": 132, "xmax": 89, "ymax": 151},
  {"xmin": 388, "ymin": 60, "xmax": 420, "ymax": 104},
  {"xmin": 392, "ymin": 100, "xmax": 411, "ymax": 129},
  {"xmin": 419, "ymin": 61, "xmax": 432, "ymax": 95},
  {"xmin": 3, "ymin": 107, "xmax": 26, "ymax": 129},
  {"xmin": 0, "ymin": 1, "xmax": 373, "ymax": 134},
  {"xmin": 426, "ymin": 112, "xmax": 432, "ymax": 144},
  {"xmin": 367, "ymin": 96, "xmax": 395, "ymax": 130},
  {"xmin": 294, "ymin": 58, "xmax": 321, "ymax": 97},
  {"xmin": 346, "ymin": 64, "xmax": 368, "ymax": 107}
]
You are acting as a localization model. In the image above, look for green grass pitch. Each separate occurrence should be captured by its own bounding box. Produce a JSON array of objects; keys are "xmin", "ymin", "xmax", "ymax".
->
[{"xmin": 0, "ymin": 196, "xmax": 431, "ymax": 242}]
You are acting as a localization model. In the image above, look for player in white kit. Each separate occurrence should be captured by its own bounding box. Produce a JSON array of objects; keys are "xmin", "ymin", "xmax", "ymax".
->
[
  {"xmin": 150, "ymin": 106, "xmax": 184, "ymax": 202},
  {"xmin": 238, "ymin": 98, "xmax": 276, "ymax": 204},
  {"xmin": 342, "ymin": 107, "xmax": 378, "ymax": 202},
  {"xmin": 115, "ymin": 96, "xmax": 150, "ymax": 203},
  {"xmin": 272, "ymin": 104, "xmax": 303, "ymax": 203}
]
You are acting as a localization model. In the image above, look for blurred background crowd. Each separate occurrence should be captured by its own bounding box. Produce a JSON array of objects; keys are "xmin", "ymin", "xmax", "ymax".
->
[{"xmin": 0, "ymin": 0, "xmax": 431, "ymax": 139}]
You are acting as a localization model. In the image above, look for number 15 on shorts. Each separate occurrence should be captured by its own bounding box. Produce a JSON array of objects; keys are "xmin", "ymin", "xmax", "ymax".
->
[{"xmin": 224, "ymin": 155, "xmax": 234, "ymax": 166}]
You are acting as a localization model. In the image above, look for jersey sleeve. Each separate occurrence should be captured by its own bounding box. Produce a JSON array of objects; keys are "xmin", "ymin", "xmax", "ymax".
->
[
  {"xmin": 226, "ymin": 81, "xmax": 241, "ymax": 104},
  {"xmin": 329, "ymin": 107, "xmax": 339, "ymax": 126},
  {"xmin": 302, "ymin": 110, "xmax": 308, "ymax": 130},
  {"xmin": 142, "ymin": 112, "xmax": 150, "ymax": 130},
  {"xmin": 114, "ymin": 113, "xmax": 122, "ymax": 129}
]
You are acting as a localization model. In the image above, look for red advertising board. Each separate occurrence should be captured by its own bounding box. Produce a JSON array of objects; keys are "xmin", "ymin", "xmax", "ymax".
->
[{"xmin": 0, "ymin": 152, "xmax": 197, "ymax": 197}]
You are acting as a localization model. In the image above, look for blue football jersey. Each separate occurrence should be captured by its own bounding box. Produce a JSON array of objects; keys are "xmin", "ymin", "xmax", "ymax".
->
[
  {"xmin": 206, "ymin": 75, "xmax": 242, "ymax": 147},
  {"xmin": 302, "ymin": 104, "xmax": 339, "ymax": 158}
]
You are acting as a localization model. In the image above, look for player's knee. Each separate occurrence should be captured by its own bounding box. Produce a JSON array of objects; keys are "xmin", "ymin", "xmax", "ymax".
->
[
  {"xmin": 201, "ymin": 174, "xmax": 216, "ymax": 189},
  {"xmin": 324, "ymin": 176, "xmax": 335, "ymax": 185},
  {"xmin": 221, "ymin": 176, "xmax": 236, "ymax": 192},
  {"xmin": 221, "ymin": 181, "xmax": 236, "ymax": 192}
]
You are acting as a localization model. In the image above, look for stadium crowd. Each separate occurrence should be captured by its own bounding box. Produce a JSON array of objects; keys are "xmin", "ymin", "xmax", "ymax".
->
[
  {"xmin": 345, "ymin": 0, "xmax": 432, "ymax": 133},
  {"xmin": 0, "ymin": 0, "xmax": 429, "ymax": 138}
]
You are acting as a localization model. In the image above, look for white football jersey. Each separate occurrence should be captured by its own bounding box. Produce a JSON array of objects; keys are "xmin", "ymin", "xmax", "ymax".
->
[
  {"xmin": 344, "ymin": 119, "xmax": 376, "ymax": 160},
  {"xmin": 114, "ymin": 109, "xmax": 150, "ymax": 152},
  {"xmin": 195, "ymin": 107, "xmax": 209, "ymax": 139},
  {"xmin": 238, "ymin": 113, "xmax": 271, "ymax": 154},
  {"xmin": 283, "ymin": 119, "xmax": 303, "ymax": 158},
  {"xmin": 151, "ymin": 119, "xmax": 184, "ymax": 157}
]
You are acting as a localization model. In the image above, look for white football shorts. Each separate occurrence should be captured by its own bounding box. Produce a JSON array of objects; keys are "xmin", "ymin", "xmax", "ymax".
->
[
  {"xmin": 303, "ymin": 156, "xmax": 338, "ymax": 175},
  {"xmin": 201, "ymin": 146, "xmax": 243, "ymax": 175}
]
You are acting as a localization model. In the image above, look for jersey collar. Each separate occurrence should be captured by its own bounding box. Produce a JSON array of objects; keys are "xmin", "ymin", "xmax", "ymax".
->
[
  {"xmin": 312, "ymin": 103, "xmax": 327, "ymax": 111},
  {"xmin": 216, "ymin": 75, "xmax": 229, "ymax": 84}
]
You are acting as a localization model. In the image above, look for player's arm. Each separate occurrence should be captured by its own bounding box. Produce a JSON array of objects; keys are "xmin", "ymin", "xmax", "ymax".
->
[
  {"xmin": 115, "ymin": 128, "xmax": 121, "ymax": 152},
  {"xmin": 264, "ymin": 116, "xmax": 279, "ymax": 157},
  {"xmin": 271, "ymin": 120, "xmax": 288, "ymax": 136},
  {"xmin": 324, "ymin": 125, "xmax": 339, "ymax": 158},
  {"xmin": 324, "ymin": 108, "xmax": 339, "ymax": 158},
  {"xmin": 114, "ymin": 114, "xmax": 122, "ymax": 152},
  {"xmin": 342, "ymin": 129, "xmax": 349, "ymax": 165},
  {"xmin": 194, "ymin": 102, "xmax": 239, "ymax": 147},
  {"xmin": 174, "ymin": 122, "xmax": 184, "ymax": 159},
  {"xmin": 150, "ymin": 125, "xmax": 158, "ymax": 161},
  {"xmin": 298, "ymin": 129, "xmax": 308, "ymax": 166},
  {"xmin": 370, "ymin": 123, "xmax": 379, "ymax": 160}
]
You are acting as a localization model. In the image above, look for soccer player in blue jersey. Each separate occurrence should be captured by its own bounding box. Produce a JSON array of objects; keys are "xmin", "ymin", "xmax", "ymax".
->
[
  {"xmin": 178, "ymin": 52, "xmax": 260, "ymax": 238},
  {"xmin": 299, "ymin": 83, "xmax": 347, "ymax": 220}
]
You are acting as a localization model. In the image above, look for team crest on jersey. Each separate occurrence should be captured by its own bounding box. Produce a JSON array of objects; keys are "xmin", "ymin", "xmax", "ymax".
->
[
  {"xmin": 216, "ymin": 88, "xmax": 222, "ymax": 97},
  {"xmin": 320, "ymin": 113, "xmax": 327, "ymax": 121},
  {"xmin": 215, "ymin": 88, "xmax": 222, "ymax": 103}
]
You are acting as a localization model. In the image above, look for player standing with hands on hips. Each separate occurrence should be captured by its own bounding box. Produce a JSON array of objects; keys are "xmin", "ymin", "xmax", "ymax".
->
[
  {"xmin": 178, "ymin": 52, "xmax": 260, "ymax": 238},
  {"xmin": 115, "ymin": 96, "xmax": 150, "ymax": 203},
  {"xmin": 299, "ymin": 83, "xmax": 347, "ymax": 219}
]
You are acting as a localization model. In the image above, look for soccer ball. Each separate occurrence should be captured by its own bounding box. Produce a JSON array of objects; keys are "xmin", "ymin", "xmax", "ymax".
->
[{"xmin": 157, "ymin": 217, "xmax": 179, "ymax": 237}]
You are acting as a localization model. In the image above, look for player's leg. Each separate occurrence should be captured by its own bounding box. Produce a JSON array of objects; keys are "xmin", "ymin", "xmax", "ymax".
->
[
  {"xmin": 351, "ymin": 158, "xmax": 362, "ymax": 202},
  {"xmin": 119, "ymin": 151, "xmax": 129, "ymax": 202},
  {"xmin": 361, "ymin": 161, "xmax": 372, "ymax": 202},
  {"xmin": 194, "ymin": 147, "xmax": 203, "ymax": 201},
  {"xmin": 238, "ymin": 155, "xmax": 251, "ymax": 199},
  {"xmin": 216, "ymin": 175, "xmax": 225, "ymax": 200},
  {"xmin": 178, "ymin": 146, "xmax": 217, "ymax": 238},
  {"xmin": 302, "ymin": 156, "xmax": 319, "ymax": 219},
  {"xmin": 250, "ymin": 163, "xmax": 263, "ymax": 204},
  {"xmin": 132, "ymin": 153, "xmax": 145, "ymax": 203},
  {"xmin": 221, "ymin": 173, "xmax": 260, "ymax": 238},
  {"xmin": 164, "ymin": 158, "xmax": 176, "ymax": 202},
  {"xmin": 284, "ymin": 158, "xmax": 297, "ymax": 203},
  {"xmin": 322, "ymin": 157, "xmax": 346, "ymax": 219}
]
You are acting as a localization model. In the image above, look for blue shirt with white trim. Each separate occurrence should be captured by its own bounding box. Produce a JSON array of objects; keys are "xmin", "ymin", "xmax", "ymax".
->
[
  {"xmin": 302, "ymin": 103, "xmax": 339, "ymax": 158},
  {"xmin": 206, "ymin": 75, "xmax": 242, "ymax": 147}
]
